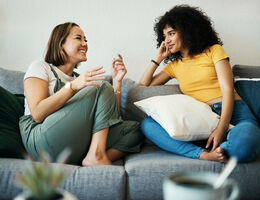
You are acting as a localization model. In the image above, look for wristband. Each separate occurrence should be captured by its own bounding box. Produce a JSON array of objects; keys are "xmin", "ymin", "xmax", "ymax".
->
[
  {"xmin": 151, "ymin": 59, "xmax": 160, "ymax": 66},
  {"xmin": 65, "ymin": 82, "xmax": 76, "ymax": 94}
]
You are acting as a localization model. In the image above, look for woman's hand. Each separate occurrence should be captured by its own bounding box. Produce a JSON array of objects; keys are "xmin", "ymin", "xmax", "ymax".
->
[
  {"xmin": 206, "ymin": 128, "xmax": 226, "ymax": 152},
  {"xmin": 111, "ymin": 54, "xmax": 127, "ymax": 84},
  {"xmin": 71, "ymin": 66, "xmax": 106, "ymax": 91},
  {"xmin": 154, "ymin": 42, "xmax": 171, "ymax": 63}
]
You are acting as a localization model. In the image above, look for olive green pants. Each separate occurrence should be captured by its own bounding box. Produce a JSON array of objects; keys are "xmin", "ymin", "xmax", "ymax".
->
[{"xmin": 19, "ymin": 82, "xmax": 143, "ymax": 164}]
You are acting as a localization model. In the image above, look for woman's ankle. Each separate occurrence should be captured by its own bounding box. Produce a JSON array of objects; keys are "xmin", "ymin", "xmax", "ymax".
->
[{"xmin": 82, "ymin": 151, "xmax": 112, "ymax": 166}]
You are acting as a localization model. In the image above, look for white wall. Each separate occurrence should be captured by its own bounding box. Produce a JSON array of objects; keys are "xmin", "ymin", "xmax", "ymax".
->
[{"xmin": 0, "ymin": 0, "xmax": 260, "ymax": 81}]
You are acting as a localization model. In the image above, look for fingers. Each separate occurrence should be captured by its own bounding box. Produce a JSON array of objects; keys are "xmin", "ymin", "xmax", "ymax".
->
[
  {"xmin": 89, "ymin": 65, "xmax": 104, "ymax": 73},
  {"xmin": 88, "ymin": 75, "xmax": 106, "ymax": 81},
  {"xmin": 113, "ymin": 54, "xmax": 123, "ymax": 63},
  {"xmin": 83, "ymin": 66, "xmax": 106, "ymax": 84},
  {"xmin": 117, "ymin": 53, "xmax": 123, "ymax": 59},
  {"xmin": 160, "ymin": 42, "xmax": 166, "ymax": 50},
  {"xmin": 86, "ymin": 66, "xmax": 106, "ymax": 77},
  {"xmin": 82, "ymin": 75, "xmax": 105, "ymax": 88},
  {"xmin": 160, "ymin": 41, "xmax": 165, "ymax": 48},
  {"xmin": 206, "ymin": 136, "xmax": 213, "ymax": 149},
  {"xmin": 216, "ymin": 147, "xmax": 227, "ymax": 162},
  {"xmin": 85, "ymin": 81, "xmax": 102, "ymax": 87},
  {"xmin": 113, "ymin": 64, "xmax": 126, "ymax": 73},
  {"xmin": 112, "ymin": 54, "xmax": 126, "ymax": 71},
  {"xmin": 113, "ymin": 59, "xmax": 124, "ymax": 65},
  {"xmin": 211, "ymin": 142, "xmax": 217, "ymax": 152}
]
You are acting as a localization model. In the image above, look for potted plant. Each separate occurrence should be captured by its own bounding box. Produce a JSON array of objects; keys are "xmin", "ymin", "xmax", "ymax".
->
[{"xmin": 14, "ymin": 149, "xmax": 77, "ymax": 200}]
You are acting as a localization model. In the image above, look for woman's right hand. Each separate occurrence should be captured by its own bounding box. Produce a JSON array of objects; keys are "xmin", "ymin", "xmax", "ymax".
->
[
  {"xmin": 71, "ymin": 66, "xmax": 106, "ymax": 91},
  {"xmin": 139, "ymin": 41, "xmax": 171, "ymax": 86},
  {"xmin": 155, "ymin": 41, "xmax": 171, "ymax": 63}
]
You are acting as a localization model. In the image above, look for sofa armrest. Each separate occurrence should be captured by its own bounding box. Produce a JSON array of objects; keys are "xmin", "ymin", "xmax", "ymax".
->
[{"xmin": 0, "ymin": 67, "xmax": 25, "ymax": 94}]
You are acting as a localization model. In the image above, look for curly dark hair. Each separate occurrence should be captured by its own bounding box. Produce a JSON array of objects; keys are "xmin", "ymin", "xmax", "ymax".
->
[{"xmin": 154, "ymin": 5, "xmax": 223, "ymax": 62}]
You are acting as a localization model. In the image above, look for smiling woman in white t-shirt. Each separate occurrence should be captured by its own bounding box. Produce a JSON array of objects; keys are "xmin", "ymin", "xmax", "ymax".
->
[{"xmin": 19, "ymin": 22, "xmax": 143, "ymax": 166}]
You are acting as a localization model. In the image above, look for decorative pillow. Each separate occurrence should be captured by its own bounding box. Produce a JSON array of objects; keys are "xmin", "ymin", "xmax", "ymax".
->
[
  {"xmin": 0, "ymin": 86, "xmax": 26, "ymax": 158},
  {"xmin": 134, "ymin": 94, "xmax": 233, "ymax": 141},
  {"xmin": 234, "ymin": 78, "xmax": 260, "ymax": 124},
  {"xmin": 121, "ymin": 78, "xmax": 182, "ymax": 122}
]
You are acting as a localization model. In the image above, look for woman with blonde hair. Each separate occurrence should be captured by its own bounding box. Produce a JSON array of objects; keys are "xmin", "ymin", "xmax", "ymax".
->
[{"xmin": 19, "ymin": 22, "xmax": 143, "ymax": 166}]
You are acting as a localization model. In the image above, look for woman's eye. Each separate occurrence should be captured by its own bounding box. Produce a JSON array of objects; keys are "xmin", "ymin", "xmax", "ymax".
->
[
  {"xmin": 170, "ymin": 32, "xmax": 175, "ymax": 36},
  {"xmin": 84, "ymin": 39, "xmax": 88, "ymax": 42}
]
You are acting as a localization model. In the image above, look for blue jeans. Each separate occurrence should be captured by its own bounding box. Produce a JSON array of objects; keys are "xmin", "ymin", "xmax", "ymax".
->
[{"xmin": 141, "ymin": 100, "xmax": 260, "ymax": 163}]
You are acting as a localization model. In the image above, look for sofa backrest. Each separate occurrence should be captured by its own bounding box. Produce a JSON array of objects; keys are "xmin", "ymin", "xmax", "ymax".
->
[
  {"xmin": 0, "ymin": 67, "xmax": 113, "ymax": 95},
  {"xmin": 0, "ymin": 67, "xmax": 25, "ymax": 94},
  {"xmin": 233, "ymin": 64, "xmax": 260, "ymax": 78},
  {"xmin": 1, "ymin": 65, "xmax": 260, "ymax": 122}
]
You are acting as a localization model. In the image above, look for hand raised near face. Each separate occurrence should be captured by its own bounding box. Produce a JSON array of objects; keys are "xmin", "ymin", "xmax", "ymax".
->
[
  {"xmin": 111, "ymin": 54, "xmax": 127, "ymax": 83},
  {"xmin": 71, "ymin": 66, "xmax": 106, "ymax": 91},
  {"xmin": 156, "ymin": 41, "xmax": 171, "ymax": 61}
]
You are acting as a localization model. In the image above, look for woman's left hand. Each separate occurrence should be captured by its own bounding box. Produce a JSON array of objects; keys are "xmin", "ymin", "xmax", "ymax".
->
[
  {"xmin": 206, "ymin": 128, "xmax": 226, "ymax": 152},
  {"xmin": 111, "ymin": 54, "xmax": 127, "ymax": 83}
]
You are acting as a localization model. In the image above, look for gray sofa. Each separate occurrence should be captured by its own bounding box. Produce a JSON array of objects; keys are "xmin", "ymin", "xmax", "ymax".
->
[{"xmin": 0, "ymin": 65, "xmax": 260, "ymax": 200}]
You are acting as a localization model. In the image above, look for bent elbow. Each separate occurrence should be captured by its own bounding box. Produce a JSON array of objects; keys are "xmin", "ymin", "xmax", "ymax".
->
[
  {"xmin": 138, "ymin": 81, "xmax": 150, "ymax": 86},
  {"xmin": 31, "ymin": 113, "xmax": 44, "ymax": 123}
]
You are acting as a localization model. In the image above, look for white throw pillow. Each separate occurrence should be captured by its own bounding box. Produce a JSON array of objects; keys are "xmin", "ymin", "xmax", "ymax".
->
[{"xmin": 134, "ymin": 94, "xmax": 233, "ymax": 141}]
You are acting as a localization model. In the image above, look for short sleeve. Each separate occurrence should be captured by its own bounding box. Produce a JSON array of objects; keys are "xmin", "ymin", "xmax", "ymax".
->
[
  {"xmin": 209, "ymin": 44, "xmax": 229, "ymax": 65},
  {"xmin": 24, "ymin": 60, "xmax": 50, "ymax": 82},
  {"xmin": 162, "ymin": 62, "xmax": 176, "ymax": 78}
]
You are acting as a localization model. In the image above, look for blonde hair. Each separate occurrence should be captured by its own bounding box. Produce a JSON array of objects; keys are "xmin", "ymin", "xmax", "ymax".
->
[{"xmin": 45, "ymin": 22, "xmax": 79, "ymax": 66}]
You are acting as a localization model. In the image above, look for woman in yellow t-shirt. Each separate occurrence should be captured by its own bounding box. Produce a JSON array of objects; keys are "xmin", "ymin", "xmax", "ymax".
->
[{"xmin": 139, "ymin": 5, "xmax": 260, "ymax": 163}]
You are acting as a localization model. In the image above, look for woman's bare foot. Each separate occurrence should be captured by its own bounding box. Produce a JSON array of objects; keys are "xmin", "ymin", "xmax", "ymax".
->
[
  {"xmin": 82, "ymin": 152, "xmax": 112, "ymax": 166},
  {"xmin": 199, "ymin": 147, "xmax": 227, "ymax": 163}
]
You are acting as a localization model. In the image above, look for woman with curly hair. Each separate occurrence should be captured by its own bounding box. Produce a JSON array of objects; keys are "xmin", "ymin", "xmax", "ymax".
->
[{"xmin": 139, "ymin": 5, "xmax": 260, "ymax": 163}]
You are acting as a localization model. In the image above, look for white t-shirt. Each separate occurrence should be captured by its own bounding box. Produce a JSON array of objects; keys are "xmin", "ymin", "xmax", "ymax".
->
[{"xmin": 24, "ymin": 60, "xmax": 77, "ymax": 116}]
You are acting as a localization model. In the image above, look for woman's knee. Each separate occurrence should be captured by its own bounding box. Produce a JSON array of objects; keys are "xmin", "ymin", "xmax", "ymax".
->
[
  {"xmin": 226, "ymin": 122, "xmax": 260, "ymax": 162},
  {"xmin": 68, "ymin": 84, "xmax": 98, "ymax": 105},
  {"xmin": 72, "ymin": 81, "xmax": 112, "ymax": 100},
  {"xmin": 141, "ymin": 117, "xmax": 155, "ymax": 134},
  {"xmin": 108, "ymin": 121, "xmax": 144, "ymax": 152},
  {"xmin": 99, "ymin": 81, "xmax": 114, "ymax": 94},
  {"xmin": 97, "ymin": 81, "xmax": 117, "ymax": 104},
  {"xmin": 141, "ymin": 117, "xmax": 165, "ymax": 140},
  {"xmin": 125, "ymin": 127, "xmax": 144, "ymax": 148}
]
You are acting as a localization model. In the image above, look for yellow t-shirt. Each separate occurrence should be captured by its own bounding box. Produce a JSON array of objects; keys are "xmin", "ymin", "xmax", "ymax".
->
[{"xmin": 162, "ymin": 44, "xmax": 232, "ymax": 102}]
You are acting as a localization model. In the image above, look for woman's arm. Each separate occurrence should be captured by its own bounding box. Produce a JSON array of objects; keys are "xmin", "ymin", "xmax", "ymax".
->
[
  {"xmin": 25, "ymin": 66, "xmax": 106, "ymax": 123},
  {"xmin": 139, "ymin": 42, "xmax": 171, "ymax": 86},
  {"xmin": 111, "ymin": 54, "xmax": 127, "ymax": 107},
  {"xmin": 24, "ymin": 78, "xmax": 74, "ymax": 123},
  {"xmin": 206, "ymin": 58, "xmax": 234, "ymax": 151}
]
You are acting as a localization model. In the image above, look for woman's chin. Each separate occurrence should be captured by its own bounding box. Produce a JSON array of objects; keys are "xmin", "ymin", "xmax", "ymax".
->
[
  {"xmin": 82, "ymin": 57, "xmax": 87, "ymax": 62},
  {"xmin": 169, "ymin": 49, "xmax": 177, "ymax": 54}
]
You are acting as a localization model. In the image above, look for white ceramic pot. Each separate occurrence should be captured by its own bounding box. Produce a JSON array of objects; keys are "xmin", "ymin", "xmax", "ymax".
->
[
  {"xmin": 163, "ymin": 172, "xmax": 239, "ymax": 200},
  {"xmin": 14, "ymin": 189, "xmax": 78, "ymax": 200}
]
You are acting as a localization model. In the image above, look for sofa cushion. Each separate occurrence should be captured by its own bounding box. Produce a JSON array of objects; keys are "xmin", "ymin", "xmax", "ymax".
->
[
  {"xmin": 234, "ymin": 78, "xmax": 260, "ymax": 124},
  {"xmin": 121, "ymin": 78, "xmax": 182, "ymax": 122},
  {"xmin": 0, "ymin": 158, "xmax": 125, "ymax": 200},
  {"xmin": 124, "ymin": 145, "xmax": 260, "ymax": 200},
  {"xmin": 0, "ymin": 86, "xmax": 26, "ymax": 158}
]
